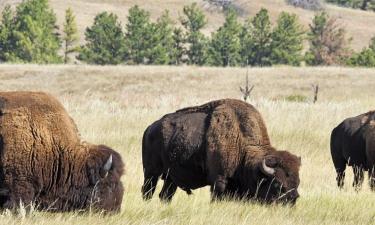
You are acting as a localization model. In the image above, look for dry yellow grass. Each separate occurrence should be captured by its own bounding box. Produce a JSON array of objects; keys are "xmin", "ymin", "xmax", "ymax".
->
[
  {"xmin": 0, "ymin": 65, "xmax": 374, "ymax": 224},
  {"xmin": 1, "ymin": 0, "xmax": 375, "ymax": 50}
]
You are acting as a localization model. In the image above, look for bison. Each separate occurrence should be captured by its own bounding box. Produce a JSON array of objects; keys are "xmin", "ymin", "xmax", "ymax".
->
[
  {"xmin": 330, "ymin": 110, "xmax": 375, "ymax": 191},
  {"xmin": 0, "ymin": 92, "xmax": 124, "ymax": 212},
  {"xmin": 142, "ymin": 99, "xmax": 301, "ymax": 204}
]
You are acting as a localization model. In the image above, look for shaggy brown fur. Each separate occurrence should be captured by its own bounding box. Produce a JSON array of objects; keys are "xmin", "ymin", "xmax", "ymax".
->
[
  {"xmin": 0, "ymin": 92, "xmax": 124, "ymax": 212},
  {"xmin": 142, "ymin": 99, "xmax": 301, "ymax": 204},
  {"xmin": 331, "ymin": 110, "xmax": 375, "ymax": 191}
]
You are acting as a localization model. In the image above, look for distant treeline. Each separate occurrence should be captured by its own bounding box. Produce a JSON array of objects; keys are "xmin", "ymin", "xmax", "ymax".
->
[
  {"xmin": 326, "ymin": 0, "xmax": 375, "ymax": 11},
  {"xmin": 0, "ymin": 0, "xmax": 374, "ymax": 67}
]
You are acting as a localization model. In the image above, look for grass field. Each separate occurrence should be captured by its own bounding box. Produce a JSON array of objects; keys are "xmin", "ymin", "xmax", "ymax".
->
[{"xmin": 0, "ymin": 65, "xmax": 374, "ymax": 224}]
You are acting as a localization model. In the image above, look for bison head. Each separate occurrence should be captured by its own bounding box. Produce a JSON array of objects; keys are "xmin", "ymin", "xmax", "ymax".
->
[
  {"xmin": 84, "ymin": 145, "xmax": 124, "ymax": 212},
  {"xmin": 256, "ymin": 151, "xmax": 301, "ymax": 205}
]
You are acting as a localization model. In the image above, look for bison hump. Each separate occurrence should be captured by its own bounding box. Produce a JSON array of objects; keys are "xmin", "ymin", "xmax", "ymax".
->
[{"xmin": 161, "ymin": 112, "xmax": 207, "ymax": 164}]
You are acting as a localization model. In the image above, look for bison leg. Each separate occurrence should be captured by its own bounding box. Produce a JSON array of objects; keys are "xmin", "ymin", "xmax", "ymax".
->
[
  {"xmin": 352, "ymin": 166, "xmax": 364, "ymax": 191},
  {"xmin": 142, "ymin": 174, "xmax": 160, "ymax": 201},
  {"xmin": 332, "ymin": 156, "xmax": 346, "ymax": 189},
  {"xmin": 211, "ymin": 175, "xmax": 228, "ymax": 201},
  {"xmin": 369, "ymin": 167, "xmax": 375, "ymax": 191},
  {"xmin": 4, "ymin": 181, "xmax": 35, "ymax": 211},
  {"xmin": 159, "ymin": 177, "xmax": 177, "ymax": 203},
  {"xmin": 336, "ymin": 171, "xmax": 345, "ymax": 189}
]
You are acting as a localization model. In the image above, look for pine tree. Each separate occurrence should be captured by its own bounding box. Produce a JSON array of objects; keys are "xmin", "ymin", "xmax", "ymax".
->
[
  {"xmin": 63, "ymin": 8, "xmax": 79, "ymax": 64},
  {"xmin": 0, "ymin": 5, "xmax": 14, "ymax": 62},
  {"xmin": 181, "ymin": 3, "xmax": 208, "ymax": 65},
  {"xmin": 270, "ymin": 12, "xmax": 305, "ymax": 66},
  {"xmin": 125, "ymin": 5, "xmax": 152, "ymax": 64},
  {"xmin": 7, "ymin": 0, "xmax": 61, "ymax": 63},
  {"xmin": 170, "ymin": 27, "xmax": 185, "ymax": 65},
  {"xmin": 78, "ymin": 12, "xmax": 126, "ymax": 65},
  {"xmin": 208, "ymin": 9, "xmax": 241, "ymax": 66},
  {"xmin": 305, "ymin": 12, "xmax": 351, "ymax": 65},
  {"xmin": 147, "ymin": 10, "xmax": 175, "ymax": 65},
  {"xmin": 240, "ymin": 8, "xmax": 272, "ymax": 66}
]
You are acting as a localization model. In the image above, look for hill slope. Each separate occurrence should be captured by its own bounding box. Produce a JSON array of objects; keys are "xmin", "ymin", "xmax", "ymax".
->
[{"xmin": 1, "ymin": 0, "xmax": 375, "ymax": 50}]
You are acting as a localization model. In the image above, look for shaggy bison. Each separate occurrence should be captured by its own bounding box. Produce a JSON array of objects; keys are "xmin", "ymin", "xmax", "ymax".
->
[
  {"xmin": 0, "ymin": 92, "xmax": 124, "ymax": 212},
  {"xmin": 142, "ymin": 99, "xmax": 301, "ymax": 204},
  {"xmin": 331, "ymin": 111, "xmax": 375, "ymax": 190}
]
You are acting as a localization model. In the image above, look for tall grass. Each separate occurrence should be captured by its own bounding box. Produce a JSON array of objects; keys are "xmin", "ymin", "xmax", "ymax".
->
[{"xmin": 0, "ymin": 65, "xmax": 374, "ymax": 224}]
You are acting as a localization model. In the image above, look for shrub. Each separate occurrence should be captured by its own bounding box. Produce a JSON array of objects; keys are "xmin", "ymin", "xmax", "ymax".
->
[{"xmin": 284, "ymin": 94, "xmax": 308, "ymax": 102}]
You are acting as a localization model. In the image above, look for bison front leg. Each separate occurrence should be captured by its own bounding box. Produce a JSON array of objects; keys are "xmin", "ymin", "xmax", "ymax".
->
[
  {"xmin": 211, "ymin": 175, "xmax": 228, "ymax": 201},
  {"xmin": 353, "ymin": 166, "xmax": 364, "ymax": 191},
  {"xmin": 159, "ymin": 177, "xmax": 177, "ymax": 203},
  {"xmin": 4, "ymin": 181, "xmax": 35, "ymax": 211}
]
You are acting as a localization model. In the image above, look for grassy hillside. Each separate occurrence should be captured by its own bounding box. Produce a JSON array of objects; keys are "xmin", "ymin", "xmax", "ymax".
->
[
  {"xmin": 1, "ymin": 0, "xmax": 375, "ymax": 50},
  {"xmin": 0, "ymin": 65, "xmax": 374, "ymax": 224}
]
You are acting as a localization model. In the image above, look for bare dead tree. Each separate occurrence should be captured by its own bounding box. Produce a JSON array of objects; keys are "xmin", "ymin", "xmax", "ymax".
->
[
  {"xmin": 240, "ymin": 68, "xmax": 254, "ymax": 102},
  {"xmin": 311, "ymin": 84, "xmax": 319, "ymax": 103}
]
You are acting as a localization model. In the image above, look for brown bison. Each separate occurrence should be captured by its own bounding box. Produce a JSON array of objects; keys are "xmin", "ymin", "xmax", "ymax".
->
[
  {"xmin": 331, "ymin": 110, "xmax": 375, "ymax": 190},
  {"xmin": 0, "ymin": 92, "xmax": 124, "ymax": 212},
  {"xmin": 142, "ymin": 99, "xmax": 301, "ymax": 204}
]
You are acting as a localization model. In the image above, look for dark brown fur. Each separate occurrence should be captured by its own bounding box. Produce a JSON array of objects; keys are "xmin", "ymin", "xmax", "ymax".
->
[
  {"xmin": 330, "ymin": 110, "xmax": 375, "ymax": 190},
  {"xmin": 0, "ymin": 92, "xmax": 124, "ymax": 212},
  {"xmin": 142, "ymin": 99, "xmax": 301, "ymax": 204}
]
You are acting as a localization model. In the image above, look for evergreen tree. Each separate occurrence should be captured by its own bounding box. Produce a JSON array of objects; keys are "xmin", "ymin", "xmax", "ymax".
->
[
  {"xmin": 240, "ymin": 8, "xmax": 272, "ymax": 66},
  {"xmin": 181, "ymin": 3, "xmax": 208, "ymax": 65},
  {"xmin": 270, "ymin": 12, "xmax": 305, "ymax": 66},
  {"xmin": 305, "ymin": 12, "xmax": 351, "ymax": 65},
  {"xmin": 78, "ymin": 12, "xmax": 126, "ymax": 65},
  {"xmin": 63, "ymin": 8, "xmax": 79, "ymax": 64},
  {"xmin": 208, "ymin": 9, "xmax": 241, "ymax": 66},
  {"xmin": 147, "ymin": 10, "xmax": 175, "ymax": 65},
  {"xmin": 0, "ymin": 5, "xmax": 14, "ymax": 62},
  {"xmin": 170, "ymin": 27, "xmax": 185, "ymax": 65},
  {"xmin": 7, "ymin": 0, "xmax": 61, "ymax": 63},
  {"xmin": 125, "ymin": 5, "xmax": 152, "ymax": 64}
]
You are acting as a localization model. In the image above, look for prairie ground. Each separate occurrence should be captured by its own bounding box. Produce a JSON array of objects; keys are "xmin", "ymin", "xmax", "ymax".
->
[{"xmin": 0, "ymin": 65, "xmax": 375, "ymax": 224}]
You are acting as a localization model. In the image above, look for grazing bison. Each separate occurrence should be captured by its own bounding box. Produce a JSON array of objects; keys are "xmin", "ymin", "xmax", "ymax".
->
[
  {"xmin": 0, "ymin": 92, "xmax": 124, "ymax": 212},
  {"xmin": 142, "ymin": 99, "xmax": 301, "ymax": 204},
  {"xmin": 330, "ymin": 111, "xmax": 375, "ymax": 190}
]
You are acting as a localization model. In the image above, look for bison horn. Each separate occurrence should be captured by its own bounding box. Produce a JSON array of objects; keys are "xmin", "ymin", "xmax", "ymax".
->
[
  {"xmin": 104, "ymin": 154, "xmax": 113, "ymax": 172},
  {"xmin": 262, "ymin": 159, "xmax": 275, "ymax": 176}
]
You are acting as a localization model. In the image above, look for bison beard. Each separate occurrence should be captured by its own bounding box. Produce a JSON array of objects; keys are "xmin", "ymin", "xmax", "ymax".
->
[
  {"xmin": 142, "ymin": 99, "xmax": 301, "ymax": 204},
  {"xmin": 0, "ymin": 92, "xmax": 124, "ymax": 212}
]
